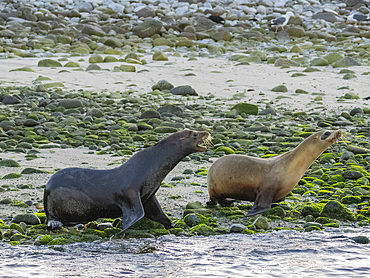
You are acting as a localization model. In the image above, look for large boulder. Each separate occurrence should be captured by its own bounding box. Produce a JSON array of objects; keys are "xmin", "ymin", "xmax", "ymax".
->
[
  {"xmin": 332, "ymin": 57, "xmax": 361, "ymax": 68},
  {"xmin": 312, "ymin": 12, "xmax": 338, "ymax": 23},
  {"xmin": 321, "ymin": 201, "xmax": 356, "ymax": 221},
  {"xmin": 132, "ymin": 19, "xmax": 162, "ymax": 38},
  {"xmin": 170, "ymin": 85, "xmax": 198, "ymax": 96}
]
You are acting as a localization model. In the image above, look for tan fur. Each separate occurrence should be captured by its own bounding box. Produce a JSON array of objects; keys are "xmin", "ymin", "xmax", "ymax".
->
[{"xmin": 207, "ymin": 130, "xmax": 342, "ymax": 215}]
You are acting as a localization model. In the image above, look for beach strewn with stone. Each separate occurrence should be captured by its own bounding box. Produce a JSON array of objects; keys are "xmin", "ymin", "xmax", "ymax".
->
[{"xmin": 0, "ymin": 0, "xmax": 369, "ymax": 246}]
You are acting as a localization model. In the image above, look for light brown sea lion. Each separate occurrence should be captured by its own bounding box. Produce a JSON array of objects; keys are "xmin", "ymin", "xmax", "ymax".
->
[
  {"xmin": 44, "ymin": 130, "xmax": 211, "ymax": 231},
  {"xmin": 207, "ymin": 129, "xmax": 342, "ymax": 216}
]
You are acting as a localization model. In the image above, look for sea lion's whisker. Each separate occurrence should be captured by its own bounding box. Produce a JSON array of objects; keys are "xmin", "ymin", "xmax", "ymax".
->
[{"xmin": 204, "ymin": 136, "xmax": 213, "ymax": 147}]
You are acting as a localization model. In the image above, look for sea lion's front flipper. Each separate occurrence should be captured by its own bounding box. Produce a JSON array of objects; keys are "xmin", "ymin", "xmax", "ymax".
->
[
  {"xmin": 143, "ymin": 195, "xmax": 171, "ymax": 229},
  {"xmin": 119, "ymin": 191, "xmax": 145, "ymax": 231},
  {"xmin": 247, "ymin": 190, "xmax": 273, "ymax": 216}
]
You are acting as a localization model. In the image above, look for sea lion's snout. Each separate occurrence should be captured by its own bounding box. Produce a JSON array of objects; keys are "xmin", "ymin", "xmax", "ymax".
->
[
  {"xmin": 196, "ymin": 131, "xmax": 212, "ymax": 152},
  {"xmin": 334, "ymin": 130, "xmax": 342, "ymax": 141},
  {"xmin": 322, "ymin": 130, "xmax": 342, "ymax": 143}
]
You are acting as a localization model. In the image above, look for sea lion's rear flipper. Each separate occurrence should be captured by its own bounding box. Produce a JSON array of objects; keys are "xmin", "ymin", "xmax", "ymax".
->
[
  {"xmin": 247, "ymin": 190, "xmax": 273, "ymax": 216},
  {"xmin": 119, "ymin": 191, "xmax": 145, "ymax": 231},
  {"xmin": 247, "ymin": 203, "xmax": 271, "ymax": 216},
  {"xmin": 143, "ymin": 195, "xmax": 171, "ymax": 229}
]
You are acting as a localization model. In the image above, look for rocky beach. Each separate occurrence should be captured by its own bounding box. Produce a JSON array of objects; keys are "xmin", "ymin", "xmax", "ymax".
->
[{"xmin": 0, "ymin": 0, "xmax": 370, "ymax": 271}]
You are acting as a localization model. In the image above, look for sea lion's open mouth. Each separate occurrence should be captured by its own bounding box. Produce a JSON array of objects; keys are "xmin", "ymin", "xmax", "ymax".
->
[{"xmin": 197, "ymin": 132, "xmax": 213, "ymax": 151}]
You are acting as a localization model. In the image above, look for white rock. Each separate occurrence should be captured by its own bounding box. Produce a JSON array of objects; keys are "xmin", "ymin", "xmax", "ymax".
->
[
  {"xmin": 242, "ymin": 6, "xmax": 257, "ymax": 14},
  {"xmin": 274, "ymin": 0, "xmax": 288, "ymax": 7},
  {"xmin": 107, "ymin": 3, "xmax": 125, "ymax": 13},
  {"xmin": 257, "ymin": 5, "xmax": 268, "ymax": 14},
  {"xmin": 7, "ymin": 17, "xmax": 28, "ymax": 24},
  {"xmin": 77, "ymin": 1, "xmax": 94, "ymax": 12},
  {"xmin": 260, "ymin": 0, "xmax": 274, "ymax": 7},
  {"xmin": 176, "ymin": 6, "xmax": 189, "ymax": 16},
  {"xmin": 107, "ymin": 29, "xmax": 117, "ymax": 36}
]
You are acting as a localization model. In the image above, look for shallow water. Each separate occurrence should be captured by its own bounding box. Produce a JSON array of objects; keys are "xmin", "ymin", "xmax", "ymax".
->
[{"xmin": 1, "ymin": 227, "xmax": 370, "ymax": 278}]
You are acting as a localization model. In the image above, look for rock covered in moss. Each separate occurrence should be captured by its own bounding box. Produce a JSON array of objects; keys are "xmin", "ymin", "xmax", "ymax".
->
[
  {"xmin": 10, "ymin": 67, "xmax": 34, "ymax": 72},
  {"xmin": 3, "ymin": 173, "xmax": 22, "ymax": 179},
  {"xmin": 332, "ymin": 57, "xmax": 361, "ymax": 68},
  {"xmin": 189, "ymin": 224, "xmax": 216, "ymax": 236},
  {"xmin": 274, "ymin": 58, "xmax": 300, "ymax": 67},
  {"xmin": 347, "ymin": 145, "xmax": 369, "ymax": 154},
  {"xmin": 89, "ymin": 55, "xmax": 104, "ymax": 63},
  {"xmin": 81, "ymin": 24, "xmax": 106, "ymax": 36},
  {"xmin": 324, "ymin": 53, "xmax": 343, "ymax": 64},
  {"xmin": 152, "ymin": 80, "xmax": 174, "ymax": 92},
  {"xmin": 214, "ymin": 146, "xmax": 235, "ymax": 154},
  {"xmin": 64, "ymin": 62, "xmax": 80, "ymax": 67},
  {"xmin": 343, "ymin": 171, "xmax": 363, "ymax": 180},
  {"xmin": 0, "ymin": 159, "xmax": 21, "ymax": 167},
  {"xmin": 34, "ymin": 235, "xmax": 53, "ymax": 246},
  {"xmin": 185, "ymin": 201, "xmax": 204, "ymax": 210},
  {"xmin": 231, "ymin": 103, "xmax": 258, "ymax": 115},
  {"xmin": 271, "ymin": 85, "xmax": 288, "ymax": 92},
  {"xmin": 48, "ymin": 237, "xmax": 70, "ymax": 245},
  {"xmin": 321, "ymin": 201, "xmax": 355, "ymax": 221},
  {"xmin": 158, "ymin": 105, "xmax": 183, "ymax": 116},
  {"xmin": 301, "ymin": 203, "xmax": 324, "ymax": 218},
  {"xmin": 184, "ymin": 213, "xmax": 209, "ymax": 227},
  {"xmin": 10, "ymin": 234, "xmax": 30, "ymax": 241},
  {"xmin": 152, "ymin": 51, "xmax": 168, "ymax": 61},
  {"xmin": 264, "ymin": 206, "xmax": 286, "ymax": 219},
  {"xmin": 58, "ymin": 99, "xmax": 83, "ymax": 109},
  {"xmin": 117, "ymin": 65, "xmax": 136, "ymax": 72},
  {"xmin": 140, "ymin": 109, "xmax": 161, "ymax": 119},
  {"xmin": 12, "ymin": 214, "xmax": 41, "ymax": 225},
  {"xmin": 132, "ymin": 19, "xmax": 163, "ymax": 38},
  {"xmin": 295, "ymin": 89, "xmax": 309, "ymax": 94},
  {"xmin": 310, "ymin": 58, "xmax": 329, "ymax": 67},
  {"xmin": 21, "ymin": 168, "xmax": 48, "ymax": 174},
  {"xmin": 286, "ymin": 26, "xmax": 305, "ymax": 37},
  {"xmin": 253, "ymin": 216, "xmax": 269, "ymax": 230},
  {"xmin": 341, "ymin": 196, "xmax": 362, "ymax": 204},
  {"xmin": 38, "ymin": 59, "xmax": 62, "ymax": 67}
]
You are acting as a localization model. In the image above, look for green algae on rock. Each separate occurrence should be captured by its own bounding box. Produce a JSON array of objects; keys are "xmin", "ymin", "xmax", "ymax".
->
[
  {"xmin": 9, "ymin": 67, "xmax": 34, "ymax": 72},
  {"xmin": 271, "ymin": 85, "xmax": 288, "ymax": 92},
  {"xmin": 321, "ymin": 201, "xmax": 356, "ymax": 221},
  {"xmin": 0, "ymin": 159, "xmax": 21, "ymax": 167},
  {"xmin": 38, "ymin": 59, "xmax": 63, "ymax": 67},
  {"xmin": 231, "ymin": 103, "xmax": 258, "ymax": 115}
]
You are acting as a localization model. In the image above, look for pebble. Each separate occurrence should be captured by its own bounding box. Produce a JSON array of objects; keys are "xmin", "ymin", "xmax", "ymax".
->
[
  {"xmin": 230, "ymin": 224, "xmax": 247, "ymax": 233},
  {"xmin": 253, "ymin": 216, "xmax": 269, "ymax": 230}
]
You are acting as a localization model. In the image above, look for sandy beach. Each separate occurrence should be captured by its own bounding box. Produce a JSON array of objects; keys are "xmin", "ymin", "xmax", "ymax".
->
[
  {"xmin": 1, "ymin": 54, "xmax": 369, "ymax": 111},
  {"xmin": 0, "ymin": 53, "xmax": 369, "ymax": 222}
]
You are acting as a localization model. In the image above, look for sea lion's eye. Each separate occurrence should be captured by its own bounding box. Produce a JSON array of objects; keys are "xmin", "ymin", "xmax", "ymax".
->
[
  {"xmin": 193, "ymin": 132, "xmax": 198, "ymax": 137},
  {"xmin": 321, "ymin": 131, "xmax": 331, "ymax": 140}
]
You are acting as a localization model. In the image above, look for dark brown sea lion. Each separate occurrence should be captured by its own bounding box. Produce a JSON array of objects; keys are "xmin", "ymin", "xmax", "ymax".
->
[
  {"xmin": 44, "ymin": 130, "xmax": 211, "ymax": 230},
  {"xmin": 207, "ymin": 130, "xmax": 341, "ymax": 216}
]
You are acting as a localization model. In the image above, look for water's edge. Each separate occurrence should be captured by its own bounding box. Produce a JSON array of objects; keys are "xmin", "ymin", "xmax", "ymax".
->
[{"xmin": 1, "ymin": 228, "xmax": 370, "ymax": 278}]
